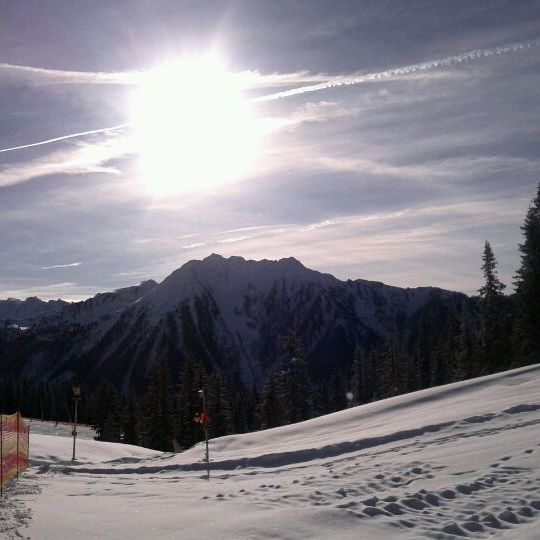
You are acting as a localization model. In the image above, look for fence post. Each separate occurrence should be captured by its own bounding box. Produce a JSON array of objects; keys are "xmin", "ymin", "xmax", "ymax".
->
[
  {"xmin": 27, "ymin": 424, "xmax": 30, "ymax": 471},
  {"xmin": 16, "ymin": 412, "xmax": 20, "ymax": 479},
  {"xmin": 1, "ymin": 414, "xmax": 3, "ymax": 497}
]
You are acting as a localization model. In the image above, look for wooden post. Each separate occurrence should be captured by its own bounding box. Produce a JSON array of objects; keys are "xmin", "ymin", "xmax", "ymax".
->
[
  {"xmin": 198, "ymin": 389, "xmax": 210, "ymax": 479},
  {"xmin": 72, "ymin": 398, "xmax": 79, "ymax": 462},
  {"xmin": 16, "ymin": 413, "xmax": 20, "ymax": 478},
  {"xmin": 1, "ymin": 414, "xmax": 4, "ymax": 497}
]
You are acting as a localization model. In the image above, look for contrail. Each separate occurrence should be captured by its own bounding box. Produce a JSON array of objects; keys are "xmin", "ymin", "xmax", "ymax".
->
[
  {"xmin": 252, "ymin": 36, "xmax": 540, "ymax": 103},
  {"xmin": 1, "ymin": 36, "xmax": 537, "ymax": 154},
  {"xmin": 0, "ymin": 123, "xmax": 129, "ymax": 153},
  {"xmin": 0, "ymin": 62, "xmax": 139, "ymax": 85}
]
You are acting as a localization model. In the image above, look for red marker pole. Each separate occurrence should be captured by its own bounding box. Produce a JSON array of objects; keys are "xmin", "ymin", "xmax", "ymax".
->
[{"xmin": 198, "ymin": 389, "xmax": 210, "ymax": 479}]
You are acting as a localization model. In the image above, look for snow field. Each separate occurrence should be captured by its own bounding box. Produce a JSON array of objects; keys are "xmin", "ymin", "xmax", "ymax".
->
[{"xmin": 2, "ymin": 364, "xmax": 539, "ymax": 539}]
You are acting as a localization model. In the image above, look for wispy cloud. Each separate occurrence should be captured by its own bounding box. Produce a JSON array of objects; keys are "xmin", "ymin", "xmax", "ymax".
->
[
  {"xmin": 0, "ymin": 281, "xmax": 95, "ymax": 302},
  {"xmin": 171, "ymin": 194, "xmax": 529, "ymax": 294},
  {"xmin": 217, "ymin": 235, "xmax": 255, "ymax": 244},
  {"xmin": 253, "ymin": 36, "xmax": 540, "ymax": 103},
  {"xmin": 0, "ymin": 124, "xmax": 128, "ymax": 154},
  {"xmin": 41, "ymin": 262, "xmax": 82, "ymax": 270},
  {"xmin": 3, "ymin": 36, "xmax": 536, "ymax": 157},
  {"xmin": 0, "ymin": 134, "xmax": 130, "ymax": 187},
  {"xmin": 0, "ymin": 62, "xmax": 140, "ymax": 85}
]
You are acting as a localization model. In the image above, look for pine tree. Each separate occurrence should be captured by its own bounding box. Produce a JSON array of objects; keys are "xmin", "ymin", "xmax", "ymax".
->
[
  {"xmin": 121, "ymin": 393, "xmax": 140, "ymax": 445},
  {"xmin": 141, "ymin": 357, "xmax": 176, "ymax": 451},
  {"xmin": 176, "ymin": 354, "xmax": 207, "ymax": 449},
  {"xmin": 514, "ymin": 181, "xmax": 540, "ymax": 360},
  {"xmin": 478, "ymin": 241, "xmax": 510, "ymax": 372},
  {"xmin": 93, "ymin": 380, "xmax": 121, "ymax": 442},
  {"xmin": 259, "ymin": 372, "xmax": 286, "ymax": 429},
  {"xmin": 455, "ymin": 301, "xmax": 477, "ymax": 380},
  {"xmin": 206, "ymin": 372, "xmax": 234, "ymax": 438},
  {"xmin": 349, "ymin": 347, "xmax": 370, "ymax": 405},
  {"xmin": 480, "ymin": 241, "xmax": 506, "ymax": 298},
  {"xmin": 232, "ymin": 390, "xmax": 259, "ymax": 433},
  {"xmin": 277, "ymin": 333, "xmax": 314, "ymax": 423},
  {"xmin": 429, "ymin": 325, "xmax": 455, "ymax": 387},
  {"xmin": 412, "ymin": 317, "xmax": 433, "ymax": 390}
]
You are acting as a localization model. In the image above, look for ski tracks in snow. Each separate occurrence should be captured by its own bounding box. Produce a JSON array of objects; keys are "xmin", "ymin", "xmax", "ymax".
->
[{"xmin": 200, "ymin": 403, "xmax": 540, "ymax": 539}]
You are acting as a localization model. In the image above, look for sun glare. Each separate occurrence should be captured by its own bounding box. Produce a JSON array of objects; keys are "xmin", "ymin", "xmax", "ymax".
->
[{"xmin": 131, "ymin": 56, "xmax": 260, "ymax": 195}]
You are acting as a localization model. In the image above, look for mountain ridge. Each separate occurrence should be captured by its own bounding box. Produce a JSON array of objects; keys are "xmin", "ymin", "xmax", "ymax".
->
[{"xmin": 0, "ymin": 254, "xmax": 470, "ymax": 391}]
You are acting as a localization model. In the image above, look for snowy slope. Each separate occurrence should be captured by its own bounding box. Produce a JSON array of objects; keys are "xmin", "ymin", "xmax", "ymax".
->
[{"xmin": 3, "ymin": 364, "xmax": 539, "ymax": 539}]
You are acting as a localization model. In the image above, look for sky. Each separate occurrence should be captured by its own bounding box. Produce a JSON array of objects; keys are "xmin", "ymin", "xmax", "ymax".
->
[{"xmin": 1, "ymin": 0, "xmax": 539, "ymax": 301}]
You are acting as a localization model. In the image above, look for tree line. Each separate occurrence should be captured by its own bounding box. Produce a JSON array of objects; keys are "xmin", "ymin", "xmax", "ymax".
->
[{"xmin": 1, "ymin": 182, "xmax": 538, "ymax": 452}]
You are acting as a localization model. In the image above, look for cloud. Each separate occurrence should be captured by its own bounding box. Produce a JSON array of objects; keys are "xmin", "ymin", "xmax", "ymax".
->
[
  {"xmin": 0, "ymin": 124, "xmax": 129, "ymax": 154},
  {"xmin": 236, "ymin": 70, "xmax": 330, "ymax": 89},
  {"xmin": 253, "ymin": 36, "xmax": 540, "ymax": 103},
  {"xmin": 41, "ymin": 262, "xmax": 82, "ymax": 270},
  {"xmin": 217, "ymin": 235, "xmax": 256, "ymax": 244},
  {"xmin": 0, "ymin": 281, "xmax": 93, "ymax": 302},
  {"xmin": 170, "ymin": 194, "xmax": 528, "ymax": 294},
  {"xmin": 4, "ymin": 35, "xmax": 532, "ymax": 156},
  {"xmin": 262, "ymin": 101, "xmax": 360, "ymax": 133},
  {"xmin": 0, "ymin": 62, "xmax": 141, "ymax": 85},
  {"xmin": 309, "ymin": 156, "xmax": 439, "ymax": 179},
  {"xmin": 0, "ymin": 134, "xmax": 131, "ymax": 188}
]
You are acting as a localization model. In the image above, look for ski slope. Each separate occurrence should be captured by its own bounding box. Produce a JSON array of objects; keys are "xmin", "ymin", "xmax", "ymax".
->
[{"xmin": 2, "ymin": 364, "xmax": 540, "ymax": 539}]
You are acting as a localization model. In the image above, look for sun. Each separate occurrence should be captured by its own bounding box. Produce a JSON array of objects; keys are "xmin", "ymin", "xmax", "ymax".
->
[{"xmin": 130, "ymin": 56, "xmax": 260, "ymax": 195}]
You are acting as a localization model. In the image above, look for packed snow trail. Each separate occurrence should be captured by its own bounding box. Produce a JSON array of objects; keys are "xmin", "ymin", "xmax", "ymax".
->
[{"xmin": 3, "ymin": 364, "xmax": 539, "ymax": 539}]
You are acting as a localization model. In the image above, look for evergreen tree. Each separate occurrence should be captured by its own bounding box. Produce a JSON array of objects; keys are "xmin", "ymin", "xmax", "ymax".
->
[
  {"xmin": 514, "ymin": 181, "xmax": 540, "ymax": 360},
  {"xmin": 121, "ymin": 393, "xmax": 140, "ymax": 445},
  {"xmin": 259, "ymin": 371, "xmax": 286, "ymax": 429},
  {"xmin": 93, "ymin": 380, "xmax": 121, "ymax": 442},
  {"xmin": 349, "ymin": 347, "xmax": 370, "ymax": 405},
  {"xmin": 375, "ymin": 342, "xmax": 402, "ymax": 398},
  {"xmin": 176, "ymin": 355, "xmax": 207, "ymax": 449},
  {"xmin": 325, "ymin": 368, "xmax": 348, "ymax": 412},
  {"xmin": 232, "ymin": 389, "xmax": 259, "ymax": 433},
  {"xmin": 413, "ymin": 317, "xmax": 433, "ymax": 390},
  {"xmin": 478, "ymin": 241, "xmax": 510, "ymax": 372},
  {"xmin": 206, "ymin": 372, "xmax": 234, "ymax": 438},
  {"xmin": 277, "ymin": 333, "xmax": 314, "ymax": 423},
  {"xmin": 141, "ymin": 357, "xmax": 176, "ymax": 451},
  {"xmin": 429, "ymin": 325, "xmax": 456, "ymax": 387},
  {"xmin": 455, "ymin": 301, "xmax": 477, "ymax": 380}
]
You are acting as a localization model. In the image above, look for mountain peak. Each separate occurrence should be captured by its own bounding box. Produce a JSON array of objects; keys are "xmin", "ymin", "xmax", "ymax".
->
[
  {"xmin": 203, "ymin": 253, "xmax": 228, "ymax": 263},
  {"xmin": 277, "ymin": 256, "xmax": 305, "ymax": 268},
  {"xmin": 200, "ymin": 253, "xmax": 306, "ymax": 270}
]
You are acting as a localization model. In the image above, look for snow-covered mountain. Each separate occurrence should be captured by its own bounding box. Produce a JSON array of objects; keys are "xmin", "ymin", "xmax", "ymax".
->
[
  {"xmin": 0, "ymin": 297, "xmax": 69, "ymax": 327},
  {"xmin": 0, "ymin": 254, "xmax": 469, "ymax": 390}
]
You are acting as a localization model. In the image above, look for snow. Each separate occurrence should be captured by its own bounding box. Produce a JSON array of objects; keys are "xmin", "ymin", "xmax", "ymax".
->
[{"xmin": 2, "ymin": 364, "xmax": 540, "ymax": 539}]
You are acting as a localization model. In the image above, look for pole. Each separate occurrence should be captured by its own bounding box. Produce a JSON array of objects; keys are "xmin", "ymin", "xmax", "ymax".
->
[
  {"xmin": 72, "ymin": 398, "xmax": 78, "ymax": 462},
  {"xmin": 1, "ymin": 414, "xmax": 3, "ymax": 497},
  {"xmin": 16, "ymin": 413, "xmax": 19, "ymax": 479},
  {"xmin": 200, "ymin": 390, "xmax": 209, "ymax": 479},
  {"xmin": 27, "ymin": 424, "xmax": 30, "ymax": 471}
]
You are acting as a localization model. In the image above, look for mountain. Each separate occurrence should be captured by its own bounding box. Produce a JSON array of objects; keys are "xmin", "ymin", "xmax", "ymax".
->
[
  {"xmin": 0, "ymin": 297, "xmax": 69, "ymax": 327},
  {"xmin": 0, "ymin": 254, "xmax": 470, "ymax": 391}
]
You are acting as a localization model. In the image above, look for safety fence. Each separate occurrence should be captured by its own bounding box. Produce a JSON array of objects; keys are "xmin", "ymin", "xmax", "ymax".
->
[{"xmin": 0, "ymin": 412, "xmax": 30, "ymax": 496}]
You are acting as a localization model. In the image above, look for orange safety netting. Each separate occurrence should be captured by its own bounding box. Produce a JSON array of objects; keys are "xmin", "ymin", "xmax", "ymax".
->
[{"xmin": 0, "ymin": 412, "xmax": 30, "ymax": 495}]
